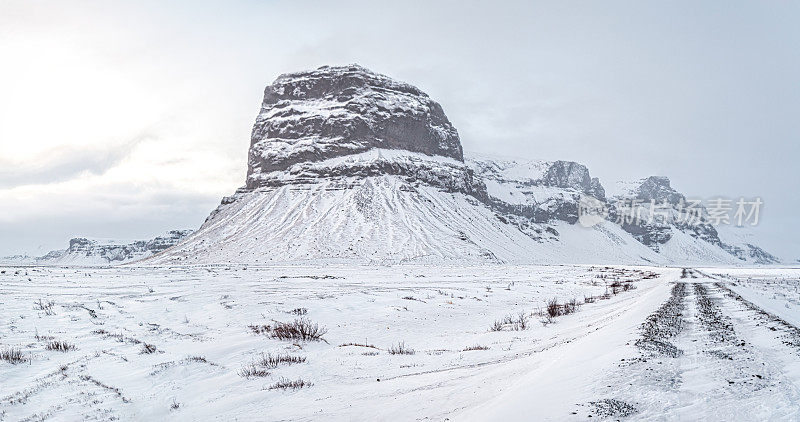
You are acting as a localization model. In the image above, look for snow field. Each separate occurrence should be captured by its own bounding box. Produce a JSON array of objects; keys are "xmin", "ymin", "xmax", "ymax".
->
[{"xmin": 1, "ymin": 264, "xmax": 662, "ymax": 420}]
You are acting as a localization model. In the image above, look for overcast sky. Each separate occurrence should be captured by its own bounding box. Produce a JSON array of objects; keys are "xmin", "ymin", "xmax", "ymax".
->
[{"xmin": 1, "ymin": 0, "xmax": 798, "ymax": 259}]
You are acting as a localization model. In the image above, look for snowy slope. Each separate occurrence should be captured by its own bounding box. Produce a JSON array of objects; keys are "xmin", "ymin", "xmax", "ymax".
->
[
  {"xmin": 146, "ymin": 173, "xmax": 663, "ymax": 265},
  {"xmin": 715, "ymin": 224, "xmax": 782, "ymax": 264}
]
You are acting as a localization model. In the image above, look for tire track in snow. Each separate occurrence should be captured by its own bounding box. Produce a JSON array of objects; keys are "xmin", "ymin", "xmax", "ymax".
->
[{"xmin": 582, "ymin": 270, "xmax": 800, "ymax": 420}]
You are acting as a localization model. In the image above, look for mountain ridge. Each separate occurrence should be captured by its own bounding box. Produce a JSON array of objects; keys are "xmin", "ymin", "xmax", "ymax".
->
[
  {"xmin": 2, "ymin": 230, "xmax": 192, "ymax": 266},
  {"xmin": 140, "ymin": 64, "xmax": 779, "ymax": 266}
]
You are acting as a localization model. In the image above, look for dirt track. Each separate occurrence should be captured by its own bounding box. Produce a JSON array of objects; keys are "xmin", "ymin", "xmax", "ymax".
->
[{"xmin": 582, "ymin": 269, "xmax": 800, "ymax": 420}]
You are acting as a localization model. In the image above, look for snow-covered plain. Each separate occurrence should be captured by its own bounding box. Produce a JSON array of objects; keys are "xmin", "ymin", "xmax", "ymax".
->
[{"xmin": 2, "ymin": 265, "xmax": 800, "ymax": 421}]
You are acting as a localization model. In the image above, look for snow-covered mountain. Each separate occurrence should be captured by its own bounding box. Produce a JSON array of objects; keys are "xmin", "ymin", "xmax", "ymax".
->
[
  {"xmin": 2, "ymin": 230, "xmax": 192, "ymax": 265},
  {"xmin": 604, "ymin": 176, "xmax": 779, "ymax": 264},
  {"xmin": 145, "ymin": 64, "xmax": 779, "ymax": 266}
]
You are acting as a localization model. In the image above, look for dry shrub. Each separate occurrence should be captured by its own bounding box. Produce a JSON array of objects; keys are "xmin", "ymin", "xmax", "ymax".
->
[
  {"xmin": 239, "ymin": 364, "xmax": 270, "ymax": 378},
  {"xmin": 34, "ymin": 299, "xmax": 56, "ymax": 315},
  {"xmin": 258, "ymin": 353, "xmax": 306, "ymax": 368},
  {"xmin": 547, "ymin": 297, "xmax": 561, "ymax": 318},
  {"xmin": 462, "ymin": 345, "xmax": 489, "ymax": 351},
  {"xmin": 268, "ymin": 378, "xmax": 312, "ymax": 390},
  {"xmin": 563, "ymin": 298, "xmax": 579, "ymax": 315},
  {"xmin": 491, "ymin": 312, "xmax": 529, "ymax": 331},
  {"xmin": 388, "ymin": 341, "xmax": 415, "ymax": 355},
  {"xmin": 339, "ymin": 342, "xmax": 379, "ymax": 349},
  {"xmin": 250, "ymin": 318, "xmax": 327, "ymax": 342},
  {"xmin": 0, "ymin": 347, "xmax": 27, "ymax": 364},
  {"xmin": 46, "ymin": 340, "xmax": 76, "ymax": 352}
]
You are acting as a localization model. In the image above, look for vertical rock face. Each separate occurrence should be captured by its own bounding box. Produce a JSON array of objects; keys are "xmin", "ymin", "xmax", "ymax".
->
[
  {"xmin": 468, "ymin": 156, "xmax": 607, "ymax": 227},
  {"xmin": 542, "ymin": 161, "xmax": 606, "ymax": 200},
  {"xmin": 607, "ymin": 177, "xmax": 779, "ymax": 264},
  {"xmin": 611, "ymin": 176, "xmax": 712, "ymax": 249},
  {"xmin": 629, "ymin": 176, "xmax": 684, "ymax": 205},
  {"xmin": 246, "ymin": 64, "xmax": 463, "ymax": 189}
]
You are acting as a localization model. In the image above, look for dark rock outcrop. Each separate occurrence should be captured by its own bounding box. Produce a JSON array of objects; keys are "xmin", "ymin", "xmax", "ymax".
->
[
  {"xmin": 246, "ymin": 64, "xmax": 463, "ymax": 189},
  {"xmin": 627, "ymin": 176, "xmax": 684, "ymax": 205},
  {"xmin": 542, "ymin": 161, "xmax": 605, "ymax": 200}
]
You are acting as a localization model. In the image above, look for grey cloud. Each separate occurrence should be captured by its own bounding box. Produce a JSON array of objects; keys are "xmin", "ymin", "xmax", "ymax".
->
[{"xmin": 0, "ymin": 134, "xmax": 151, "ymax": 188}]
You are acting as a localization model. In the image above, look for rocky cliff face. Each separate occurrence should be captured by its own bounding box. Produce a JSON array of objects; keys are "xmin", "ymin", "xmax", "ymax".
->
[
  {"xmin": 243, "ymin": 64, "xmax": 608, "ymax": 226},
  {"xmin": 468, "ymin": 156, "xmax": 604, "ymax": 227},
  {"xmin": 609, "ymin": 177, "xmax": 716, "ymax": 250},
  {"xmin": 246, "ymin": 64, "xmax": 463, "ymax": 189},
  {"xmin": 148, "ymin": 64, "xmax": 779, "ymax": 266},
  {"xmin": 609, "ymin": 177, "xmax": 780, "ymax": 264},
  {"xmin": 624, "ymin": 176, "xmax": 684, "ymax": 205},
  {"xmin": 543, "ymin": 161, "xmax": 605, "ymax": 200}
]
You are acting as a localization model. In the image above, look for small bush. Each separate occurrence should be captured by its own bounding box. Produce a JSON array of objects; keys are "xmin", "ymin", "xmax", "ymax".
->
[
  {"xmin": 388, "ymin": 341, "xmax": 415, "ymax": 355},
  {"xmin": 545, "ymin": 297, "xmax": 581, "ymax": 319},
  {"xmin": 239, "ymin": 364, "xmax": 270, "ymax": 378},
  {"xmin": 547, "ymin": 298, "xmax": 561, "ymax": 318},
  {"xmin": 339, "ymin": 342, "xmax": 379, "ymax": 349},
  {"xmin": 0, "ymin": 347, "xmax": 27, "ymax": 364},
  {"xmin": 35, "ymin": 332, "xmax": 54, "ymax": 341},
  {"xmin": 268, "ymin": 377, "xmax": 312, "ymax": 390},
  {"xmin": 258, "ymin": 353, "xmax": 306, "ymax": 368},
  {"xmin": 34, "ymin": 299, "xmax": 55, "ymax": 315},
  {"xmin": 289, "ymin": 308, "xmax": 308, "ymax": 316},
  {"xmin": 462, "ymin": 345, "xmax": 489, "ymax": 351},
  {"xmin": 563, "ymin": 298, "xmax": 579, "ymax": 315},
  {"xmin": 252, "ymin": 318, "xmax": 327, "ymax": 342},
  {"xmin": 515, "ymin": 311, "xmax": 529, "ymax": 330},
  {"xmin": 491, "ymin": 312, "xmax": 529, "ymax": 331},
  {"xmin": 46, "ymin": 340, "xmax": 75, "ymax": 352},
  {"xmin": 141, "ymin": 343, "xmax": 157, "ymax": 354},
  {"xmin": 248, "ymin": 324, "xmax": 270, "ymax": 335}
]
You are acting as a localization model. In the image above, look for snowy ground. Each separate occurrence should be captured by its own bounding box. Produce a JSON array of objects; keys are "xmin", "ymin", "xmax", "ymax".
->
[{"xmin": 1, "ymin": 264, "xmax": 799, "ymax": 421}]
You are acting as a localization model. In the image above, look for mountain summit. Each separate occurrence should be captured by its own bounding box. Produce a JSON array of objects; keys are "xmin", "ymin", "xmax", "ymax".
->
[
  {"xmin": 246, "ymin": 64, "xmax": 463, "ymax": 189},
  {"xmin": 146, "ymin": 65, "xmax": 778, "ymax": 265}
]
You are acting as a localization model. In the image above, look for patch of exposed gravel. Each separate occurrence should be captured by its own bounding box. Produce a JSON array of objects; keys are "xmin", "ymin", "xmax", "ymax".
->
[{"xmin": 635, "ymin": 282, "xmax": 687, "ymax": 358}]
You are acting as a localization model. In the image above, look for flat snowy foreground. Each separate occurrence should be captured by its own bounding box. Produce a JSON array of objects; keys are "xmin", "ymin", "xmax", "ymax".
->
[{"xmin": 2, "ymin": 265, "xmax": 800, "ymax": 420}]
